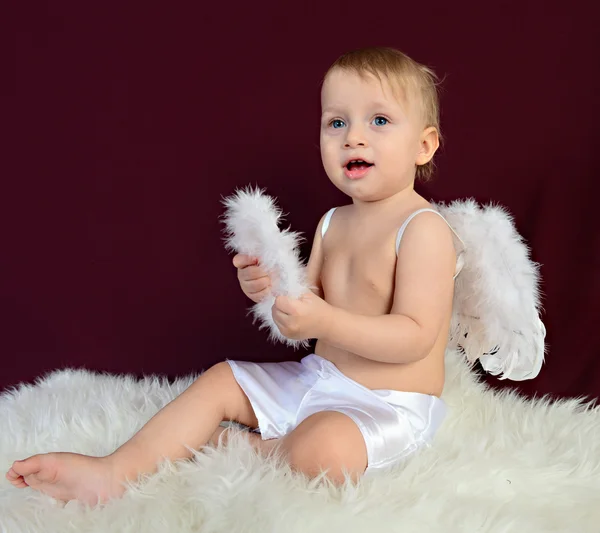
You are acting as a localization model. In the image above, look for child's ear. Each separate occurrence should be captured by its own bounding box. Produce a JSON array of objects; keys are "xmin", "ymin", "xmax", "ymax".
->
[{"xmin": 415, "ymin": 127, "xmax": 439, "ymax": 166}]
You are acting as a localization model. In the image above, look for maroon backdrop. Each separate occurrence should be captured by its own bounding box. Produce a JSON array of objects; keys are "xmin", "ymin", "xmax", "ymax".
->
[{"xmin": 4, "ymin": 2, "xmax": 599, "ymax": 401}]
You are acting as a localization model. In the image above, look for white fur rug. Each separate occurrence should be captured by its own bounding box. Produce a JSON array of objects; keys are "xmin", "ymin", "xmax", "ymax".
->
[{"xmin": 1, "ymin": 351, "xmax": 599, "ymax": 533}]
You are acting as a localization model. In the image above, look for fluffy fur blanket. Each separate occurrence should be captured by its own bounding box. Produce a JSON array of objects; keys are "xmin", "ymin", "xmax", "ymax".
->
[{"xmin": 1, "ymin": 351, "xmax": 599, "ymax": 533}]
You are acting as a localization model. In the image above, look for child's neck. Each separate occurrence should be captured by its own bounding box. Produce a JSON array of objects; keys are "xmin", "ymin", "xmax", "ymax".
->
[{"xmin": 351, "ymin": 183, "xmax": 418, "ymax": 219}]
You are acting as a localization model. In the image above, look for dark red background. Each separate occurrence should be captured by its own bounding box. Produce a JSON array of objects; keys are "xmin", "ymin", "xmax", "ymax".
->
[{"xmin": 4, "ymin": 2, "xmax": 599, "ymax": 400}]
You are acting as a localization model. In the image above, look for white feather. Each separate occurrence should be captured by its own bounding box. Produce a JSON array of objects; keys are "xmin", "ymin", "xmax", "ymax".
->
[
  {"xmin": 221, "ymin": 187, "xmax": 310, "ymax": 349},
  {"xmin": 433, "ymin": 199, "xmax": 546, "ymax": 381}
]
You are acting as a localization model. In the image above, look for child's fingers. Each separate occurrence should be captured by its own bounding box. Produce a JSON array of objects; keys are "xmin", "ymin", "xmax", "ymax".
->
[
  {"xmin": 248, "ymin": 287, "xmax": 270, "ymax": 303},
  {"xmin": 273, "ymin": 295, "xmax": 294, "ymax": 315},
  {"xmin": 233, "ymin": 254, "xmax": 258, "ymax": 269},
  {"xmin": 238, "ymin": 265, "xmax": 269, "ymax": 282},
  {"xmin": 243, "ymin": 277, "xmax": 270, "ymax": 294}
]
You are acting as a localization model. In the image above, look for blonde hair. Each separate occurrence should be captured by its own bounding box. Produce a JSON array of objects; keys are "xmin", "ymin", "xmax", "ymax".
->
[{"xmin": 323, "ymin": 47, "xmax": 442, "ymax": 182}]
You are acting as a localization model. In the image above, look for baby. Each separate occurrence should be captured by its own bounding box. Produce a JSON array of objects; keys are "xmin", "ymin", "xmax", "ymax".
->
[{"xmin": 6, "ymin": 46, "xmax": 461, "ymax": 506}]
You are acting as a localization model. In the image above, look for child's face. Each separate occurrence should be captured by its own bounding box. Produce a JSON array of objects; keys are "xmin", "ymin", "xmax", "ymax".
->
[{"xmin": 320, "ymin": 69, "xmax": 426, "ymax": 203}]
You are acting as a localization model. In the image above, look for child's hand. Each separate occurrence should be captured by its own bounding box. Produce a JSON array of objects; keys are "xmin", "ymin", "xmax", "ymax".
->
[
  {"xmin": 272, "ymin": 291, "xmax": 333, "ymax": 340},
  {"xmin": 233, "ymin": 254, "xmax": 272, "ymax": 303}
]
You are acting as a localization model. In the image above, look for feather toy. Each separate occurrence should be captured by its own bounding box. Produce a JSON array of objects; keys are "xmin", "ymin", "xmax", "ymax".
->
[{"xmin": 221, "ymin": 187, "xmax": 310, "ymax": 349}]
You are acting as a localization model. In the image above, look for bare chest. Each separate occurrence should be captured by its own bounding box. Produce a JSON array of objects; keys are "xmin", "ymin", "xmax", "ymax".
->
[{"xmin": 320, "ymin": 230, "xmax": 398, "ymax": 315}]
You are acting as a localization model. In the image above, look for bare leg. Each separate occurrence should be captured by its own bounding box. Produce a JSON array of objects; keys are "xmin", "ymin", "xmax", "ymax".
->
[
  {"xmin": 209, "ymin": 425, "xmax": 280, "ymax": 456},
  {"xmin": 6, "ymin": 362, "xmax": 258, "ymax": 506}
]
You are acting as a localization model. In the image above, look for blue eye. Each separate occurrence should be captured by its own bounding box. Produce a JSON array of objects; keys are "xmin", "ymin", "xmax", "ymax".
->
[
  {"xmin": 331, "ymin": 119, "xmax": 345, "ymax": 129},
  {"xmin": 373, "ymin": 116, "xmax": 388, "ymax": 126}
]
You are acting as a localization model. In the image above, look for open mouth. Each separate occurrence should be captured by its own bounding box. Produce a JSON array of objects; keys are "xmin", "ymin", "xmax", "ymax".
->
[
  {"xmin": 344, "ymin": 159, "xmax": 374, "ymax": 171},
  {"xmin": 343, "ymin": 159, "xmax": 374, "ymax": 180}
]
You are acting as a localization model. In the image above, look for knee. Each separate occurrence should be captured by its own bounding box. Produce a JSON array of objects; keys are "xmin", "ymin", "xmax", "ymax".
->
[
  {"xmin": 203, "ymin": 361, "xmax": 234, "ymax": 383},
  {"xmin": 283, "ymin": 437, "xmax": 325, "ymax": 479},
  {"xmin": 284, "ymin": 432, "xmax": 352, "ymax": 483},
  {"xmin": 187, "ymin": 362, "xmax": 236, "ymax": 409},
  {"xmin": 282, "ymin": 412, "xmax": 367, "ymax": 483},
  {"xmin": 195, "ymin": 361, "xmax": 257, "ymax": 427},
  {"xmin": 194, "ymin": 361, "xmax": 234, "ymax": 390}
]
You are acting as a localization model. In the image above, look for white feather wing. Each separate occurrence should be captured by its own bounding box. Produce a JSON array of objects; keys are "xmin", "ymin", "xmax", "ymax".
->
[{"xmin": 435, "ymin": 199, "xmax": 546, "ymax": 381}]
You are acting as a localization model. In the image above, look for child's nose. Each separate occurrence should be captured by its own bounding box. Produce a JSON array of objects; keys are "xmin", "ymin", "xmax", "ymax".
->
[
  {"xmin": 344, "ymin": 125, "xmax": 368, "ymax": 148},
  {"xmin": 344, "ymin": 137, "xmax": 367, "ymax": 148}
]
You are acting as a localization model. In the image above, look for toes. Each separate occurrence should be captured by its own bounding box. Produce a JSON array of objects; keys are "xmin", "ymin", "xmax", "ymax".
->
[
  {"xmin": 6, "ymin": 467, "xmax": 20, "ymax": 480},
  {"xmin": 12, "ymin": 455, "xmax": 58, "ymax": 485},
  {"xmin": 12, "ymin": 456, "xmax": 43, "ymax": 478},
  {"xmin": 6, "ymin": 468, "xmax": 28, "ymax": 488}
]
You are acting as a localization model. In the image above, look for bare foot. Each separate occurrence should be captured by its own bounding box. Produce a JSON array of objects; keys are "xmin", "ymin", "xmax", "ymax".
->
[{"xmin": 6, "ymin": 452, "xmax": 126, "ymax": 506}]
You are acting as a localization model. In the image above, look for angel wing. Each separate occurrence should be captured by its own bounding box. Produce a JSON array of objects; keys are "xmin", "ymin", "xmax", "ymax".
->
[
  {"xmin": 221, "ymin": 186, "xmax": 310, "ymax": 349},
  {"xmin": 433, "ymin": 198, "xmax": 546, "ymax": 381}
]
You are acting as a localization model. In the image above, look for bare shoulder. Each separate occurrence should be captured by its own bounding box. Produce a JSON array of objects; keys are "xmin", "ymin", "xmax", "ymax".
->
[
  {"xmin": 327, "ymin": 204, "xmax": 352, "ymax": 224},
  {"xmin": 318, "ymin": 204, "xmax": 353, "ymax": 243},
  {"xmin": 397, "ymin": 207, "xmax": 456, "ymax": 264},
  {"xmin": 391, "ymin": 206, "xmax": 457, "ymax": 329},
  {"xmin": 305, "ymin": 205, "xmax": 350, "ymax": 295}
]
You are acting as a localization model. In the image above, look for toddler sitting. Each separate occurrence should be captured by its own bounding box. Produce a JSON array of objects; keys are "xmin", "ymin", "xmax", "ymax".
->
[{"xmin": 7, "ymin": 46, "xmax": 463, "ymax": 505}]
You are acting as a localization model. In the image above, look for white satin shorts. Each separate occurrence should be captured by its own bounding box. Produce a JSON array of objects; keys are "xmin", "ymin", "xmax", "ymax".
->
[{"xmin": 226, "ymin": 354, "xmax": 447, "ymax": 476}]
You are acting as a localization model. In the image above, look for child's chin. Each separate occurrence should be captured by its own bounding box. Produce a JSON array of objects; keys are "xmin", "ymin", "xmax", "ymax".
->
[{"xmin": 343, "ymin": 184, "xmax": 378, "ymax": 201}]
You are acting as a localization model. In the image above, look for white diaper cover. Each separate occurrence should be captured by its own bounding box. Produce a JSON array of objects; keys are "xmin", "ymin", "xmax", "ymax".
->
[{"xmin": 226, "ymin": 354, "xmax": 448, "ymax": 476}]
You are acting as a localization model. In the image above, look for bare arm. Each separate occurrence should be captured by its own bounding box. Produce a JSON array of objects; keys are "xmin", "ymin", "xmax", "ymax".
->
[
  {"xmin": 304, "ymin": 213, "xmax": 328, "ymax": 298},
  {"xmin": 319, "ymin": 213, "xmax": 456, "ymax": 364}
]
